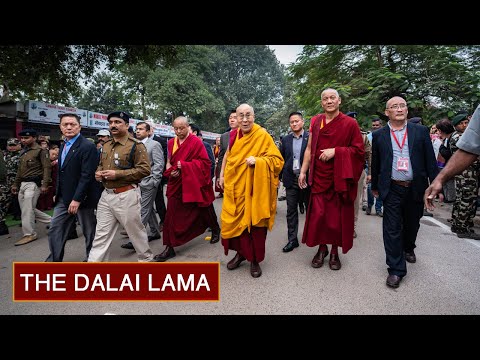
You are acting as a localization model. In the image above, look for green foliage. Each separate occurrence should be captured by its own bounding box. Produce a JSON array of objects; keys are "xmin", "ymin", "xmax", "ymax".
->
[
  {"xmin": 0, "ymin": 45, "xmax": 182, "ymax": 104},
  {"xmin": 290, "ymin": 45, "xmax": 480, "ymax": 126}
]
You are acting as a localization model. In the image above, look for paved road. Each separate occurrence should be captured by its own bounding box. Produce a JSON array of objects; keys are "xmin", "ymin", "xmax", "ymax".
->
[{"xmin": 1, "ymin": 196, "xmax": 479, "ymax": 315}]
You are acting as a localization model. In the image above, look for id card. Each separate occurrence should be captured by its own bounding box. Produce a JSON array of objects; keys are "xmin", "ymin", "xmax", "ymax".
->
[
  {"xmin": 397, "ymin": 157, "xmax": 409, "ymax": 171},
  {"xmin": 293, "ymin": 158, "xmax": 300, "ymax": 171}
]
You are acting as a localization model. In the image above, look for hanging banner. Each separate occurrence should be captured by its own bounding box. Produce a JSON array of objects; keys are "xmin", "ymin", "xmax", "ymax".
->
[{"xmin": 28, "ymin": 101, "xmax": 88, "ymax": 127}]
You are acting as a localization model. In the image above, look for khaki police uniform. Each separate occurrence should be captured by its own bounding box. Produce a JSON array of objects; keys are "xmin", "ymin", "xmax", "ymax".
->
[
  {"xmin": 14, "ymin": 142, "xmax": 52, "ymax": 238},
  {"xmin": 354, "ymin": 131, "xmax": 371, "ymax": 227},
  {"xmin": 88, "ymin": 133, "xmax": 153, "ymax": 262}
]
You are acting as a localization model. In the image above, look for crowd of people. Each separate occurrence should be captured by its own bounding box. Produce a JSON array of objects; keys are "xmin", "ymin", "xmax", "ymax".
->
[{"xmin": 2, "ymin": 90, "xmax": 480, "ymax": 289}]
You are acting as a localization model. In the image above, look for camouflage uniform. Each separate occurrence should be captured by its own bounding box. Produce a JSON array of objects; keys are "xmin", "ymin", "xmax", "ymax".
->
[
  {"xmin": 0, "ymin": 154, "xmax": 9, "ymax": 225},
  {"xmin": 450, "ymin": 131, "xmax": 480, "ymax": 234},
  {"xmin": 1, "ymin": 142, "xmax": 21, "ymax": 227},
  {"xmin": 5, "ymin": 149, "xmax": 21, "ymax": 188}
]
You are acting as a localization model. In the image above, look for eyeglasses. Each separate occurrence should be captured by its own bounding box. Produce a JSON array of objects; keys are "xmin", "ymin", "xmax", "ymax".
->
[
  {"xmin": 237, "ymin": 113, "xmax": 253, "ymax": 120},
  {"xmin": 387, "ymin": 103, "xmax": 407, "ymax": 110}
]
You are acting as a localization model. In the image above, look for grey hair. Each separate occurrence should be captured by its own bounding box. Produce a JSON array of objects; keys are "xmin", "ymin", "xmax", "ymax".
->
[
  {"xmin": 236, "ymin": 103, "xmax": 255, "ymax": 114},
  {"xmin": 321, "ymin": 88, "xmax": 340, "ymax": 98}
]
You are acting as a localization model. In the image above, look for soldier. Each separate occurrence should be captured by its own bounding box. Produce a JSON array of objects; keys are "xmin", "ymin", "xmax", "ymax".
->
[
  {"xmin": 0, "ymin": 154, "xmax": 8, "ymax": 235},
  {"xmin": 87, "ymin": 111, "xmax": 154, "ymax": 262},
  {"xmin": 11, "ymin": 129, "xmax": 52, "ymax": 246},
  {"xmin": 449, "ymin": 113, "xmax": 480, "ymax": 239},
  {"xmin": 5, "ymin": 138, "xmax": 22, "ymax": 221}
]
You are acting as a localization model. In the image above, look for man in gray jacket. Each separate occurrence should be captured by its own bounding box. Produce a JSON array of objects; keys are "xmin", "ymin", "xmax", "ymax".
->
[{"xmin": 121, "ymin": 121, "xmax": 164, "ymax": 249}]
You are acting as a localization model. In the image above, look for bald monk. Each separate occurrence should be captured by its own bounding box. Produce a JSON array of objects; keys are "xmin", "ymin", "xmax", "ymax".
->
[
  {"xmin": 299, "ymin": 88, "xmax": 365, "ymax": 271},
  {"xmin": 153, "ymin": 116, "xmax": 220, "ymax": 262},
  {"xmin": 219, "ymin": 103, "xmax": 284, "ymax": 278}
]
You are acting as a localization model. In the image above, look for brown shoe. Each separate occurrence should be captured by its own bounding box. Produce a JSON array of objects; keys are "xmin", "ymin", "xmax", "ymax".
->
[
  {"xmin": 14, "ymin": 234, "xmax": 38, "ymax": 246},
  {"xmin": 250, "ymin": 261, "xmax": 262, "ymax": 278},
  {"xmin": 152, "ymin": 246, "xmax": 176, "ymax": 262},
  {"xmin": 311, "ymin": 248, "xmax": 329, "ymax": 268},
  {"xmin": 227, "ymin": 253, "xmax": 246, "ymax": 270},
  {"xmin": 329, "ymin": 253, "xmax": 342, "ymax": 270}
]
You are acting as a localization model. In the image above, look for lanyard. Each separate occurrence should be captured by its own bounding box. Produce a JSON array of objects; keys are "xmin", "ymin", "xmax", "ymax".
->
[{"xmin": 391, "ymin": 128, "xmax": 408, "ymax": 151}]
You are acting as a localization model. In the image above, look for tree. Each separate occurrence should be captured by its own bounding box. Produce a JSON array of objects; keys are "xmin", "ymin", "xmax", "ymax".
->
[
  {"xmin": 0, "ymin": 45, "xmax": 183, "ymax": 104},
  {"xmin": 290, "ymin": 45, "xmax": 480, "ymax": 126},
  {"xmin": 74, "ymin": 71, "xmax": 132, "ymax": 114}
]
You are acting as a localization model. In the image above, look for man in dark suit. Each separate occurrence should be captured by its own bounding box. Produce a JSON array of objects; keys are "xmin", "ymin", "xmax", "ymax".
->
[
  {"xmin": 371, "ymin": 97, "xmax": 438, "ymax": 288},
  {"xmin": 46, "ymin": 113, "xmax": 100, "ymax": 262},
  {"xmin": 280, "ymin": 112, "xmax": 310, "ymax": 252},
  {"xmin": 151, "ymin": 130, "xmax": 168, "ymax": 228}
]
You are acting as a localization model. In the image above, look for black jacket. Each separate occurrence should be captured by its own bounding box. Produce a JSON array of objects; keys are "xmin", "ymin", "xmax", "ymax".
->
[
  {"xmin": 280, "ymin": 131, "xmax": 309, "ymax": 188},
  {"xmin": 371, "ymin": 123, "xmax": 438, "ymax": 202},
  {"xmin": 56, "ymin": 135, "xmax": 101, "ymax": 208}
]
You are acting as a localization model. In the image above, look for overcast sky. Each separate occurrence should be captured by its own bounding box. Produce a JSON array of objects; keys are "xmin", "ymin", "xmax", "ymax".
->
[{"xmin": 268, "ymin": 45, "xmax": 304, "ymax": 65}]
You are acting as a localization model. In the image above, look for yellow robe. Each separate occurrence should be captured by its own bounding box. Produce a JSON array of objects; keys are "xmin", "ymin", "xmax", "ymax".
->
[{"xmin": 221, "ymin": 124, "xmax": 284, "ymax": 238}]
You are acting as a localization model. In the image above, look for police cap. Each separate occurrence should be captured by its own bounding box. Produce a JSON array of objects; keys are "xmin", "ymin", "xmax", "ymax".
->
[
  {"xmin": 18, "ymin": 129, "xmax": 37, "ymax": 137},
  {"xmin": 107, "ymin": 111, "xmax": 130, "ymax": 124}
]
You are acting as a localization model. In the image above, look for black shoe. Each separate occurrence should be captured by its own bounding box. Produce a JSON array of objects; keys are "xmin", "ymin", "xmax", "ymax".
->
[
  {"xmin": 210, "ymin": 228, "xmax": 220, "ymax": 244},
  {"xmin": 153, "ymin": 246, "xmax": 176, "ymax": 262},
  {"xmin": 299, "ymin": 204, "xmax": 305, "ymax": 214},
  {"xmin": 405, "ymin": 251, "xmax": 416, "ymax": 263},
  {"xmin": 365, "ymin": 207, "xmax": 371, "ymax": 215},
  {"xmin": 376, "ymin": 211, "xmax": 383, "ymax": 217},
  {"xmin": 282, "ymin": 240, "xmax": 299, "ymax": 252},
  {"xmin": 121, "ymin": 241, "xmax": 135, "ymax": 250},
  {"xmin": 386, "ymin": 274, "xmax": 402, "ymax": 288},
  {"xmin": 148, "ymin": 234, "xmax": 161, "ymax": 242},
  {"xmin": 362, "ymin": 205, "xmax": 367, "ymax": 211},
  {"xmin": 278, "ymin": 196, "xmax": 286, "ymax": 201}
]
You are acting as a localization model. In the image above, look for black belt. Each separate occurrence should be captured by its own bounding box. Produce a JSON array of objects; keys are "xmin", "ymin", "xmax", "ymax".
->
[{"xmin": 391, "ymin": 179, "xmax": 412, "ymax": 187}]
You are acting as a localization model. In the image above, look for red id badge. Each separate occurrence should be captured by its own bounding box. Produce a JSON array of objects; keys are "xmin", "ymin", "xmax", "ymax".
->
[{"xmin": 397, "ymin": 157, "xmax": 409, "ymax": 171}]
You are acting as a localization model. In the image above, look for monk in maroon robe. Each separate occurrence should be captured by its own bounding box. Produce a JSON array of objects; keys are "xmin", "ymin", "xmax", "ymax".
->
[
  {"xmin": 153, "ymin": 117, "xmax": 220, "ymax": 262},
  {"xmin": 299, "ymin": 88, "xmax": 364, "ymax": 270}
]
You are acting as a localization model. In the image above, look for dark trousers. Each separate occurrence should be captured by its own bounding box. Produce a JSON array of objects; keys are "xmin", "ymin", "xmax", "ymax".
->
[
  {"xmin": 155, "ymin": 182, "xmax": 167, "ymax": 224},
  {"xmin": 382, "ymin": 183, "xmax": 424, "ymax": 277},
  {"xmin": 10, "ymin": 194, "xmax": 21, "ymax": 218},
  {"xmin": 46, "ymin": 198, "xmax": 97, "ymax": 262},
  {"xmin": 367, "ymin": 183, "xmax": 383, "ymax": 212},
  {"xmin": 286, "ymin": 179, "xmax": 310, "ymax": 243}
]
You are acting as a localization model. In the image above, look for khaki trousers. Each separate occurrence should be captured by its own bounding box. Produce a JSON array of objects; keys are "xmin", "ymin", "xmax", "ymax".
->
[
  {"xmin": 18, "ymin": 181, "xmax": 52, "ymax": 236},
  {"xmin": 354, "ymin": 170, "xmax": 366, "ymax": 228},
  {"xmin": 88, "ymin": 187, "xmax": 153, "ymax": 262}
]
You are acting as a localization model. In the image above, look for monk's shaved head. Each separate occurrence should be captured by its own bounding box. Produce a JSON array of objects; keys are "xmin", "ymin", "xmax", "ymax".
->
[
  {"xmin": 173, "ymin": 116, "xmax": 190, "ymax": 140},
  {"xmin": 173, "ymin": 116, "xmax": 189, "ymax": 127}
]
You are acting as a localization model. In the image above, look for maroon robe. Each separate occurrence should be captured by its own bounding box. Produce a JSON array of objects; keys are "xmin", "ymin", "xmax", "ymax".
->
[
  {"xmin": 37, "ymin": 160, "xmax": 58, "ymax": 211},
  {"xmin": 302, "ymin": 112, "xmax": 364, "ymax": 253},
  {"xmin": 163, "ymin": 134, "xmax": 217, "ymax": 247}
]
